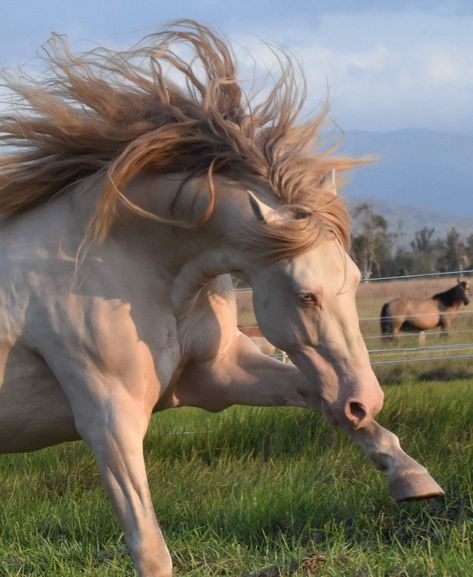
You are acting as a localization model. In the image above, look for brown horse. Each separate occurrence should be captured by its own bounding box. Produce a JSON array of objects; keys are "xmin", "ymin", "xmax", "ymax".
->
[{"xmin": 380, "ymin": 280, "xmax": 470, "ymax": 340}]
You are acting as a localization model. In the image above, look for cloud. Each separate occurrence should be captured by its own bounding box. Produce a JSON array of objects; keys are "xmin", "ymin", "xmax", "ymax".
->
[
  {"xmin": 230, "ymin": 11, "xmax": 473, "ymax": 134},
  {"xmin": 1, "ymin": 4, "xmax": 472, "ymax": 135}
]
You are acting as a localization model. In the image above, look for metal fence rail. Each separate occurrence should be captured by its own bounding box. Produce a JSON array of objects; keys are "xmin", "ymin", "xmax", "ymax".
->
[
  {"xmin": 368, "ymin": 343, "xmax": 473, "ymax": 355},
  {"xmin": 363, "ymin": 327, "xmax": 473, "ymax": 340},
  {"xmin": 360, "ymin": 268, "xmax": 473, "ymax": 282},
  {"xmin": 359, "ymin": 309, "xmax": 473, "ymax": 323},
  {"xmin": 371, "ymin": 354, "xmax": 473, "ymax": 366}
]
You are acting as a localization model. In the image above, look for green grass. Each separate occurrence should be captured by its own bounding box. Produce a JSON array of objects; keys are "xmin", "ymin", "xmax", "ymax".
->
[{"xmin": 0, "ymin": 380, "xmax": 472, "ymax": 576}]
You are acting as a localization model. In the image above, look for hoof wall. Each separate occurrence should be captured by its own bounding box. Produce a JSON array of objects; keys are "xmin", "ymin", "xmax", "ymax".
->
[{"xmin": 389, "ymin": 472, "xmax": 445, "ymax": 502}]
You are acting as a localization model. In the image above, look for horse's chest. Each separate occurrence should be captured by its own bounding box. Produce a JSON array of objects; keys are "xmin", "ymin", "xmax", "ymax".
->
[{"xmin": 153, "ymin": 325, "xmax": 182, "ymax": 389}]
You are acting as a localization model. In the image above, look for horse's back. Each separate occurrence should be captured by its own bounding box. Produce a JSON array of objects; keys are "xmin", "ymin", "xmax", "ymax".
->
[{"xmin": 383, "ymin": 297, "xmax": 440, "ymax": 332}]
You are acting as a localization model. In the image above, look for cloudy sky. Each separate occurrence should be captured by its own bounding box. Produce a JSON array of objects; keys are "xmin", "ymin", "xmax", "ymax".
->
[{"xmin": 1, "ymin": 0, "xmax": 472, "ymax": 134}]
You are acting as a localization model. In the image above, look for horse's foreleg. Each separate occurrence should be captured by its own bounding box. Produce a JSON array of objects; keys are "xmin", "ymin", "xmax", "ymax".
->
[
  {"xmin": 348, "ymin": 420, "xmax": 445, "ymax": 501},
  {"xmin": 173, "ymin": 333, "xmax": 315, "ymax": 411},
  {"xmin": 440, "ymin": 320, "xmax": 450, "ymax": 338},
  {"xmin": 179, "ymin": 334, "xmax": 444, "ymax": 502},
  {"xmin": 46, "ymin": 364, "xmax": 172, "ymax": 577},
  {"xmin": 73, "ymin": 394, "xmax": 173, "ymax": 577}
]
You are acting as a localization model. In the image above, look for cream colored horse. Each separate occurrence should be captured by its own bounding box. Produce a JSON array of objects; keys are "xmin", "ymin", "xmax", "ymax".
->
[{"xmin": 0, "ymin": 21, "xmax": 443, "ymax": 577}]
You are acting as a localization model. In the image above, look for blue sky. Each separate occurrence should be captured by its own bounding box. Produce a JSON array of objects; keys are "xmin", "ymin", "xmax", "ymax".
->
[{"xmin": 2, "ymin": 0, "xmax": 472, "ymax": 134}]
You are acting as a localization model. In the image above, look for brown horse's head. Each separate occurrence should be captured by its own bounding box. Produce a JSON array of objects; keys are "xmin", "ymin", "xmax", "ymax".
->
[
  {"xmin": 434, "ymin": 280, "xmax": 470, "ymax": 307},
  {"xmin": 457, "ymin": 280, "xmax": 470, "ymax": 305}
]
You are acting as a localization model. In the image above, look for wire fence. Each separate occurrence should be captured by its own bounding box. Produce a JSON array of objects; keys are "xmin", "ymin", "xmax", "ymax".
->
[
  {"xmin": 360, "ymin": 268, "xmax": 473, "ymax": 282},
  {"xmin": 359, "ymin": 308, "xmax": 473, "ymax": 323},
  {"xmin": 237, "ymin": 268, "xmax": 473, "ymax": 367},
  {"xmin": 359, "ymin": 270, "xmax": 473, "ymax": 365}
]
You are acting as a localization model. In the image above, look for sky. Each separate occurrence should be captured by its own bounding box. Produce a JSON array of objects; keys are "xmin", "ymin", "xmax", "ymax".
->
[{"xmin": 1, "ymin": 0, "xmax": 472, "ymax": 134}]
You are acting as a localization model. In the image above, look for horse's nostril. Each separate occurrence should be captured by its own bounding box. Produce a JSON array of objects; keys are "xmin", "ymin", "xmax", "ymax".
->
[{"xmin": 346, "ymin": 400, "xmax": 368, "ymax": 426}]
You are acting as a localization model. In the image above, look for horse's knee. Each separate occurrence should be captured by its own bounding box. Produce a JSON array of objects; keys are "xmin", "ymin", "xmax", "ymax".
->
[{"xmin": 73, "ymin": 397, "xmax": 149, "ymax": 448}]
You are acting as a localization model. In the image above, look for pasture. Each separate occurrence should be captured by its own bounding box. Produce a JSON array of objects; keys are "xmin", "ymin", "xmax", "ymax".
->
[
  {"xmin": 358, "ymin": 277, "xmax": 473, "ymax": 383},
  {"xmin": 238, "ymin": 276, "xmax": 473, "ymax": 383},
  {"xmin": 0, "ymin": 275, "xmax": 471, "ymax": 576}
]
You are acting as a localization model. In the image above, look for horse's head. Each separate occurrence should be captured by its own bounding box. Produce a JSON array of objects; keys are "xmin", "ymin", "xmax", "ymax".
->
[
  {"xmin": 457, "ymin": 279, "xmax": 470, "ymax": 305},
  {"xmin": 246, "ymin": 195, "xmax": 383, "ymax": 431}
]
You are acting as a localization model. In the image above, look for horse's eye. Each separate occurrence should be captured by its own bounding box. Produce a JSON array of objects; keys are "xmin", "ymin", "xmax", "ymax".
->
[
  {"xmin": 294, "ymin": 209, "xmax": 310, "ymax": 220},
  {"xmin": 298, "ymin": 292, "xmax": 319, "ymax": 306}
]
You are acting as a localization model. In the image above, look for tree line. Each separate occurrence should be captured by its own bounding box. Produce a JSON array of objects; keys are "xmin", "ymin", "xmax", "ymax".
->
[{"xmin": 351, "ymin": 203, "xmax": 472, "ymax": 278}]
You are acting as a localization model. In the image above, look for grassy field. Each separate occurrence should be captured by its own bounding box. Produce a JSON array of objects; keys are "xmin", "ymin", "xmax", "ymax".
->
[
  {"xmin": 0, "ymin": 278, "xmax": 472, "ymax": 576},
  {"xmin": 0, "ymin": 381, "xmax": 472, "ymax": 576}
]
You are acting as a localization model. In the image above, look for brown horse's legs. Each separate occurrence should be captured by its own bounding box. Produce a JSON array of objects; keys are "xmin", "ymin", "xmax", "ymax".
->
[
  {"xmin": 380, "ymin": 305, "xmax": 399, "ymax": 343},
  {"xmin": 348, "ymin": 420, "xmax": 444, "ymax": 501},
  {"xmin": 440, "ymin": 322, "xmax": 449, "ymax": 338}
]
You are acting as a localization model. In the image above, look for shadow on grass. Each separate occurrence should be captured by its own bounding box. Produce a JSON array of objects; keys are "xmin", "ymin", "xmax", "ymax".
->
[{"xmin": 376, "ymin": 363, "xmax": 473, "ymax": 384}]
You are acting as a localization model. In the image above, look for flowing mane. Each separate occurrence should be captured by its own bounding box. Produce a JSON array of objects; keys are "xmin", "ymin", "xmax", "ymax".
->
[{"xmin": 0, "ymin": 20, "xmax": 359, "ymax": 257}]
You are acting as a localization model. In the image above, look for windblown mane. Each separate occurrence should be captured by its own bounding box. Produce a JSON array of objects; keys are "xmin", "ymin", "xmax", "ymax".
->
[{"xmin": 0, "ymin": 20, "xmax": 360, "ymax": 257}]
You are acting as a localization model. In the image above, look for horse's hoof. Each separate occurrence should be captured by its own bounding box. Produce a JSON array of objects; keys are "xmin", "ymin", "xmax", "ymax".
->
[{"xmin": 388, "ymin": 471, "xmax": 445, "ymax": 502}]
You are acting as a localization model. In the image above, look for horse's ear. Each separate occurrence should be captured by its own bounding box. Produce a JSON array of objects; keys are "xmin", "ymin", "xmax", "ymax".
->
[
  {"xmin": 247, "ymin": 190, "xmax": 281, "ymax": 224},
  {"xmin": 321, "ymin": 169, "xmax": 337, "ymax": 196}
]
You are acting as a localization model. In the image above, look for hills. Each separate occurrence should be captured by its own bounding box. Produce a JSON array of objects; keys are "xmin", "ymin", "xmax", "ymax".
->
[{"xmin": 338, "ymin": 128, "xmax": 473, "ymax": 242}]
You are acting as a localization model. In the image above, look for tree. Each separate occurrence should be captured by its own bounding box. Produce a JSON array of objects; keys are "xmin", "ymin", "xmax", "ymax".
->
[
  {"xmin": 411, "ymin": 227, "xmax": 435, "ymax": 254},
  {"xmin": 350, "ymin": 203, "xmax": 392, "ymax": 278},
  {"xmin": 440, "ymin": 227, "xmax": 466, "ymax": 272},
  {"xmin": 465, "ymin": 233, "xmax": 473, "ymax": 269},
  {"xmin": 404, "ymin": 227, "xmax": 440, "ymax": 273}
]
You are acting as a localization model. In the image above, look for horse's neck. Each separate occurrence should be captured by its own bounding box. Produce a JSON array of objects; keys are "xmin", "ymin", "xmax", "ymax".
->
[
  {"xmin": 170, "ymin": 248, "xmax": 244, "ymax": 315},
  {"xmin": 2, "ymin": 171, "xmax": 250, "ymax": 318},
  {"xmin": 434, "ymin": 288, "xmax": 457, "ymax": 309},
  {"xmin": 109, "ymin": 172, "xmax": 252, "ymax": 313}
]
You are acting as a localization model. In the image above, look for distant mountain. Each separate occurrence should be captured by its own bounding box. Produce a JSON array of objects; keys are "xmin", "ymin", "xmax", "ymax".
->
[{"xmin": 339, "ymin": 128, "xmax": 473, "ymax": 220}]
